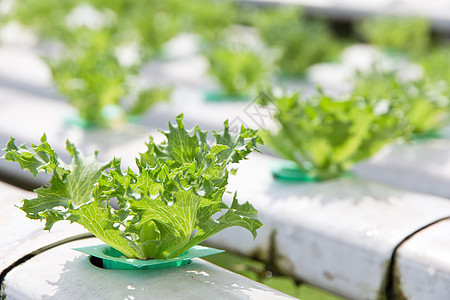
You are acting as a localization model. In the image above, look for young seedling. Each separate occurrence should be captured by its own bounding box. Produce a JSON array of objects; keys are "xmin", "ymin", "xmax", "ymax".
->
[
  {"xmin": 253, "ymin": 7, "xmax": 340, "ymax": 76},
  {"xmin": 179, "ymin": 0, "xmax": 236, "ymax": 43},
  {"xmin": 419, "ymin": 46, "xmax": 450, "ymax": 98},
  {"xmin": 353, "ymin": 70, "xmax": 449, "ymax": 136},
  {"xmin": 260, "ymin": 91, "xmax": 408, "ymax": 180},
  {"xmin": 3, "ymin": 115, "xmax": 263, "ymax": 259},
  {"xmin": 10, "ymin": 0, "xmax": 80, "ymax": 40},
  {"xmin": 10, "ymin": 1, "xmax": 177, "ymax": 127},
  {"xmin": 357, "ymin": 16, "xmax": 430, "ymax": 57},
  {"xmin": 205, "ymin": 43, "xmax": 269, "ymax": 98}
]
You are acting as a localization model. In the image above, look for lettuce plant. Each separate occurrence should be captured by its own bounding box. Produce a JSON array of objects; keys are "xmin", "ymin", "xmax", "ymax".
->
[
  {"xmin": 206, "ymin": 44, "xmax": 269, "ymax": 96},
  {"xmin": 254, "ymin": 7, "xmax": 340, "ymax": 75},
  {"xmin": 352, "ymin": 70, "xmax": 449, "ymax": 136},
  {"xmin": 419, "ymin": 46, "xmax": 450, "ymax": 95},
  {"xmin": 178, "ymin": 0, "xmax": 236, "ymax": 42},
  {"xmin": 261, "ymin": 91, "xmax": 408, "ymax": 180},
  {"xmin": 3, "ymin": 115, "xmax": 263, "ymax": 259},
  {"xmin": 9, "ymin": 1, "xmax": 176, "ymax": 127},
  {"xmin": 47, "ymin": 28, "xmax": 171, "ymax": 127},
  {"xmin": 357, "ymin": 16, "xmax": 430, "ymax": 56},
  {"xmin": 89, "ymin": 0, "xmax": 183, "ymax": 56},
  {"xmin": 9, "ymin": 0, "xmax": 81, "ymax": 40},
  {"xmin": 11, "ymin": 0, "xmax": 182, "ymax": 52}
]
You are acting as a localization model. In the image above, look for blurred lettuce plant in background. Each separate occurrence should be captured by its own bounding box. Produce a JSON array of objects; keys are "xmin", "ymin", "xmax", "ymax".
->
[
  {"xmin": 352, "ymin": 70, "xmax": 449, "ymax": 137},
  {"xmin": 357, "ymin": 16, "xmax": 431, "ymax": 57},
  {"xmin": 9, "ymin": 0, "xmax": 179, "ymax": 127},
  {"xmin": 178, "ymin": 0, "xmax": 236, "ymax": 43},
  {"xmin": 260, "ymin": 90, "xmax": 409, "ymax": 180},
  {"xmin": 253, "ymin": 7, "xmax": 341, "ymax": 76},
  {"xmin": 205, "ymin": 43, "xmax": 270, "ymax": 98}
]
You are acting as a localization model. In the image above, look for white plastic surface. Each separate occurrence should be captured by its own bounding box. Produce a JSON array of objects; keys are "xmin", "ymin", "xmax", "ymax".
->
[
  {"xmin": 0, "ymin": 181, "xmax": 295, "ymax": 300},
  {"xmin": 4, "ymin": 242, "xmax": 295, "ymax": 300},
  {"xmin": 395, "ymin": 220, "xmax": 450, "ymax": 299},
  {"xmin": 205, "ymin": 155, "xmax": 450, "ymax": 299},
  {"xmin": 353, "ymin": 139, "xmax": 450, "ymax": 199},
  {"xmin": 241, "ymin": 0, "xmax": 450, "ymax": 32}
]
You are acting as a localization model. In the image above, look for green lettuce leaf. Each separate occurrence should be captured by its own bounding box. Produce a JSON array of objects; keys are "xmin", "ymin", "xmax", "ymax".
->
[
  {"xmin": 353, "ymin": 70, "xmax": 449, "ymax": 136},
  {"xmin": 357, "ymin": 16, "xmax": 430, "ymax": 56},
  {"xmin": 262, "ymin": 91, "xmax": 409, "ymax": 180},
  {"xmin": 3, "ymin": 115, "xmax": 263, "ymax": 259},
  {"xmin": 253, "ymin": 7, "xmax": 341, "ymax": 75}
]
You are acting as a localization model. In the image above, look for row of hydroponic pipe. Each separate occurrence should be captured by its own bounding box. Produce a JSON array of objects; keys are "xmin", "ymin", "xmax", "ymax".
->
[{"xmin": 1, "ymin": 0, "xmax": 449, "ymax": 131}]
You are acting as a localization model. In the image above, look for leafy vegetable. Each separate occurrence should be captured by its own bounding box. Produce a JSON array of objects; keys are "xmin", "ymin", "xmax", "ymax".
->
[
  {"xmin": 206, "ymin": 43, "xmax": 269, "ymax": 95},
  {"xmin": 253, "ymin": 7, "xmax": 340, "ymax": 75},
  {"xmin": 3, "ymin": 115, "xmax": 263, "ymax": 259},
  {"xmin": 261, "ymin": 91, "xmax": 408, "ymax": 180},
  {"xmin": 89, "ymin": 0, "xmax": 183, "ymax": 56},
  {"xmin": 179, "ymin": 0, "xmax": 236, "ymax": 42},
  {"xmin": 11, "ymin": 0, "xmax": 182, "ymax": 53},
  {"xmin": 418, "ymin": 45, "xmax": 450, "ymax": 96},
  {"xmin": 10, "ymin": 0, "xmax": 80, "ymax": 39},
  {"xmin": 9, "ymin": 1, "xmax": 176, "ymax": 127},
  {"xmin": 47, "ymin": 28, "xmax": 171, "ymax": 126},
  {"xmin": 352, "ymin": 70, "xmax": 449, "ymax": 136},
  {"xmin": 357, "ymin": 16, "xmax": 430, "ymax": 56}
]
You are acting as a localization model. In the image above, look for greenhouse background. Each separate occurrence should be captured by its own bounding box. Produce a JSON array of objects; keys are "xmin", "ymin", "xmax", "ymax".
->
[{"xmin": 1, "ymin": 0, "xmax": 450, "ymax": 299}]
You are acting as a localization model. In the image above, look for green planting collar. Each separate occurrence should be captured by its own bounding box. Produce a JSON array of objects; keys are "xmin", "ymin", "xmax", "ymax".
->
[
  {"xmin": 65, "ymin": 113, "xmax": 100, "ymax": 130},
  {"xmin": 270, "ymin": 159, "xmax": 319, "ymax": 182},
  {"xmin": 270, "ymin": 159, "xmax": 355, "ymax": 182},
  {"xmin": 411, "ymin": 130, "xmax": 444, "ymax": 141},
  {"xmin": 74, "ymin": 244, "xmax": 225, "ymax": 270},
  {"xmin": 203, "ymin": 89, "xmax": 250, "ymax": 102},
  {"xmin": 65, "ymin": 105, "xmax": 125, "ymax": 130},
  {"xmin": 381, "ymin": 47, "xmax": 406, "ymax": 58},
  {"xmin": 275, "ymin": 72, "xmax": 306, "ymax": 82}
]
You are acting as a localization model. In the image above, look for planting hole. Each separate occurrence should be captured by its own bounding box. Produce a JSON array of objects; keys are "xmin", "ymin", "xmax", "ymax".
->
[{"xmin": 89, "ymin": 255, "xmax": 104, "ymax": 269}]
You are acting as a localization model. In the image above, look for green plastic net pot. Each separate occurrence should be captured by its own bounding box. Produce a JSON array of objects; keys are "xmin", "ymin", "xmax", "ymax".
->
[{"xmin": 74, "ymin": 244, "xmax": 224, "ymax": 270}]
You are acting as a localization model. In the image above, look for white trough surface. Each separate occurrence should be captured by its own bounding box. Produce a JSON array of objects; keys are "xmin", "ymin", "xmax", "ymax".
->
[
  {"xmin": 241, "ymin": 0, "xmax": 450, "ymax": 32},
  {"xmin": 141, "ymin": 85, "xmax": 259, "ymax": 132},
  {"xmin": 395, "ymin": 220, "xmax": 450, "ymax": 299},
  {"xmin": 0, "ymin": 182, "xmax": 295, "ymax": 300},
  {"xmin": 353, "ymin": 139, "xmax": 450, "ymax": 199},
  {"xmin": 4, "ymin": 241, "xmax": 296, "ymax": 300},
  {"xmin": 0, "ymin": 87, "xmax": 159, "ymax": 187},
  {"xmin": 0, "ymin": 44, "xmax": 52, "ymax": 90},
  {"xmin": 205, "ymin": 155, "xmax": 450, "ymax": 299}
]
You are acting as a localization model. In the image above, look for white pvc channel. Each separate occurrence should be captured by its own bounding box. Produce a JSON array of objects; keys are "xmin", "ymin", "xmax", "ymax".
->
[
  {"xmin": 205, "ymin": 155, "xmax": 450, "ymax": 299},
  {"xmin": 0, "ymin": 182, "xmax": 295, "ymax": 300}
]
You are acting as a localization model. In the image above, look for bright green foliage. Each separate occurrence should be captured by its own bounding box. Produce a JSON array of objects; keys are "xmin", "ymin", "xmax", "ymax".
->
[
  {"xmin": 47, "ymin": 30, "xmax": 126, "ymax": 125},
  {"xmin": 254, "ymin": 7, "xmax": 340, "ymax": 75},
  {"xmin": 10, "ymin": 0, "xmax": 81, "ymax": 39},
  {"xmin": 47, "ymin": 28, "xmax": 171, "ymax": 126},
  {"xmin": 419, "ymin": 46, "xmax": 450, "ymax": 94},
  {"xmin": 179, "ymin": 0, "xmax": 236, "ymax": 42},
  {"xmin": 12, "ymin": 0, "xmax": 182, "ymax": 54},
  {"xmin": 353, "ymin": 71, "xmax": 449, "ymax": 135},
  {"xmin": 10, "ymin": 1, "xmax": 176, "ymax": 126},
  {"xmin": 3, "ymin": 116, "xmax": 263, "ymax": 259},
  {"xmin": 89, "ymin": 0, "xmax": 183, "ymax": 55},
  {"xmin": 128, "ymin": 87, "xmax": 172, "ymax": 116},
  {"xmin": 358, "ymin": 16, "xmax": 430, "ymax": 56},
  {"xmin": 206, "ymin": 44, "xmax": 269, "ymax": 95},
  {"xmin": 262, "ymin": 92, "xmax": 408, "ymax": 180}
]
